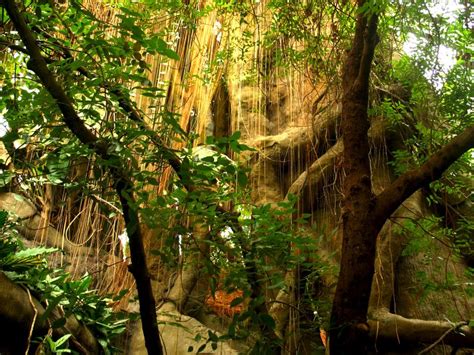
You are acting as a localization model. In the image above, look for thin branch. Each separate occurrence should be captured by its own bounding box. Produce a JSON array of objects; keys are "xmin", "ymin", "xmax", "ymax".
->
[
  {"xmin": 417, "ymin": 324, "xmax": 460, "ymax": 354},
  {"xmin": 355, "ymin": 13, "xmax": 378, "ymax": 91},
  {"xmin": 369, "ymin": 311, "xmax": 474, "ymax": 350},
  {"xmin": 91, "ymin": 194, "xmax": 123, "ymax": 215},
  {"xmin": 267, "ymin": 299, "xmax": 305, "ymax": 315},
  {"xmin": 389, "ymin": 217, "xmax": 452, "ymax": 249}
]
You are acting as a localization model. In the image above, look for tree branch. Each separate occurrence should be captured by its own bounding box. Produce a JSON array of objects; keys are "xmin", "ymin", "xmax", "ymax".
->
[
  {"xmin": 251, "ymin": 110, "xmax": 339, "ymax": 163},
  {"xmin": 375, "ymin": 125, "xmax": 474, "ymax": 224},
  {"xmin": 355, "ymin": 13, "xmax": 378, "ymax": 92},
  {"xmin": 369, "ymin": 309, "xmax": 474, "ymax": 350},
  {"xmin": 285, "ymin": 140, "xmax": 343, "ymax": 198}
]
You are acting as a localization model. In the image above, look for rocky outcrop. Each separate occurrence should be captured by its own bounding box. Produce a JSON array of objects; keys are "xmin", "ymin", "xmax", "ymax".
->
[
  {"xmin": 0, "ymin": 271, "xmax": 99, "ymax": 354},
  {"xmin": 129, "ymin": 302, "xmax": 240, "ymax": 354},
  {"xmin": 0, "ymin": 192, "xmax": 37, "ymax": 220}
]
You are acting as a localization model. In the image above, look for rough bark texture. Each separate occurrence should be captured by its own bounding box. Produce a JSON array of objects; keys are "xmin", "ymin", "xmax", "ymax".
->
[
  {"xmin": 375, "ymin": 124, "xmax": 474, "ymax": 222},
  {"xmin": 369, "ymin": 310, "xmax": 474, "ymax": 351},
  {"xmin": 329, "ymin": 10, "xmax": 379, "ymax": 354}
]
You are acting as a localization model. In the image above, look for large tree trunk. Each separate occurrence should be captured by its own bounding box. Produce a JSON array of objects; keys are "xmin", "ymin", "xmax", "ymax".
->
[
  {"xmin": 329, "ymin": 10, "xmax": 380, "ymax": 353},
  {"xmin": 328, "ymin": 2, "xmax": 474, "ymax": 353}
]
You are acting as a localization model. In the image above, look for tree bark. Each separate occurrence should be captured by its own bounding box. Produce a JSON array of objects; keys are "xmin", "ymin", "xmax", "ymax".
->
[
  {"xmin": 368, "ymin": 310, "xmax": 474, "ymax": 350},
  {"xmin": 374, "ymin": 124, "xmax": 474, "ymax": 222},
  {"xmin": 329, "ymin": 7, "xmax": 379, "ymax": 353}
]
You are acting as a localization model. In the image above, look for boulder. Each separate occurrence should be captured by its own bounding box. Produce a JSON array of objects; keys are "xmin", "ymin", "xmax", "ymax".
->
[
  {"xmin": 129, "ymin": 303, "xmax": 239, "ymax": 354},
  {"xmin": 0, "ymin": 192, "xmax": 37, "ymax": 219}
]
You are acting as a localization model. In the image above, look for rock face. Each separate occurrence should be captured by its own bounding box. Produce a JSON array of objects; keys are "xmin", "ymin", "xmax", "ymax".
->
[
  {"xmin": 0, "ymin": 271, "xmax": 100, "ymax": 354},
  {"xmin": 0, "ymin": 192, "xmax": 78, "ymax": 252},
  {"xmin": 0, "ymin": 192, "xmax": 37, "ymax": 219},
  {"xmin": 128, "ymin": 303, "xmax": 239, "ymax": 354}
]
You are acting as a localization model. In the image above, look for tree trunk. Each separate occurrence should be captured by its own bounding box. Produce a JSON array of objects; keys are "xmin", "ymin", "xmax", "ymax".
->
[{"xmin": 329, "ymin": 9, "xmax": 379, "ymax": 354}]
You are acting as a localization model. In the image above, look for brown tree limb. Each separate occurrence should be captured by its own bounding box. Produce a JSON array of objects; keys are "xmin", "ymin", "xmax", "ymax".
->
[
  {"xmin": 285, "ymin": 140, "xmax": 343, "ymax": 198},
  {"xmin": 251, "ymin": 110, "xmax": 339, "ymax": 163},
  {"xmin": 268, "ymin": 269, "xmax": 295, "ymax": 338},
  {"xmin": 368, "ymin": 309, "xmax": 474, "ymax": 350},
  {"xmin": 368, "ymin": 192, "xmax": 423, "ymax": 315},
  {"xmin": 374, "ymin": 125, "xmax": 474, "ymax": 225},
  {"xmin": 329, "ymin": 1, "xmax": 474, "ymax": 351},
  {"xmin": 1, "ymin": 1, "xmax": 163, "ymax": 353}
]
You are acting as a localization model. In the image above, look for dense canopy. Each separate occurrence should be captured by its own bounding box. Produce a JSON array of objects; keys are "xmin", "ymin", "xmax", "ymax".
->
[{"xmin": 0, "ymin": 0, "xmax": 472, "ymax": 354}]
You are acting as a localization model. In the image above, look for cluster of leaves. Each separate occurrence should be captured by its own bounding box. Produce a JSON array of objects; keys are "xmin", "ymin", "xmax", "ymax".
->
[
  {"xmin": 369, "ymin": 0, "xmax": 473, "ymax": 265},
  {"xmin": 393, "ymin": 214, "xmax": 474, "ymax": 300},
  {"xmin": 0, "ymin": 211, "xmax": 129, "ymax": 353},
  {"xmin": 255, "ymin": 1, "xmax": 350, "ymax": 80},
  {"xmin": 0, "ymin": 0, "xmax": 184, "ymax": 189},
  {"xmin": 133, "ymin": 129, "xmax": 320, "ymax": 349}
]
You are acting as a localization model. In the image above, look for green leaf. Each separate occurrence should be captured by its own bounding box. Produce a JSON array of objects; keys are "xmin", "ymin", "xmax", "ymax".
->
[
  {"xmin": 149, "ymin": 37, "xmax": 180, "ymax": 60},
  {"xmin": 40, "ymin": 296, "xmax": 63, "ymax": 322},
  {"xmin": 237, "ymin": 171, "xmax": 248, "ymax": 187},
  {"xmin": 230, "ymin": 297, "xmax": 243, "ymax": 307},
  {"xmin": 120, "ymin": 7, "xmax": 143, "ymax": 18},
  {"xmin": 51, "ymin": 317, "xmax": 67, "ymax": 329},
  {"xmin": 230, "ymin": 131, "xmax": 241, "ymax": 140},
  {"xmin": 14, "ymin": 247, "xmax": 58, "ymax": 259},
  {"xmin": 208, "ymin": 330, "xmax": 218, "ymax": 342},
  {"xmin": 55, "ymin": 334, "xmax": 72, "ymax": 348},
  {"xmin": 259, "ymin": 314, "xmax": 276, "ymax": 330},
  {"xmin": 0, "ymin": 210, "xmax": 8, "ymax": 228},
  {"xmin": 197, "ymin": 343, "xmax": 206, "ymax": 353},
  {"xmin": 238, "ymin": 311, "xmax": 251, "ymax": 322},
  {"xmin": 98, "ymin": 338, "xmax": 109, "ymax": 349}
]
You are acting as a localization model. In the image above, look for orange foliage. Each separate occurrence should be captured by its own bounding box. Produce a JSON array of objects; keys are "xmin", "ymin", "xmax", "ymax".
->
[{"xmin": 205, "ymin": 290, "xmax": 244, "ymax": 318}]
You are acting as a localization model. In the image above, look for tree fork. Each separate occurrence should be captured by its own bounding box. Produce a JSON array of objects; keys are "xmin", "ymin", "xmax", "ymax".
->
[
  {"xmin": 329, "ymin": 2, "xmax": 474, "ymax": 353},
  {"xmin": 1, "ymin": 0, "xmax": 163, "ymax": 353}
]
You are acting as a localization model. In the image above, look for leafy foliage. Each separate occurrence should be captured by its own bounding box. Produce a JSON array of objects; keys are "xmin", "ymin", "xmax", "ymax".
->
[
  {"xmin": 0, "ymin": 211, "xmax": 129, "ymax": 353},
  {"xmin": 370, "ymin": 5, "xmax": 473, "ymax": 263},
  {"xmin": 0, "ymin": 0, "xmax": 472, "ymax": 352}
]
